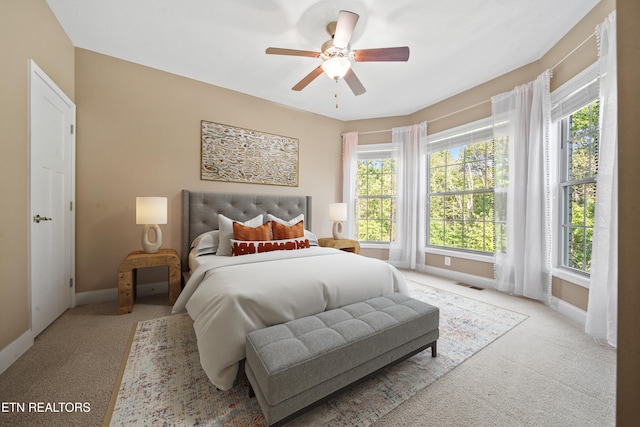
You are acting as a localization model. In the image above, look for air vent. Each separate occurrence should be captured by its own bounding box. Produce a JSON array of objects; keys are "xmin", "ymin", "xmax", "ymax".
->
[{"xmin": 456, "ymin": 282, "xmax": 483, "ymax": 291}]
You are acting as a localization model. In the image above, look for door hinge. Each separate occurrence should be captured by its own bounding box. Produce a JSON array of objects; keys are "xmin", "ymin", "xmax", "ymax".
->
[
  {"xmin": 70, "ymin": 124, "xmax": 74, "ymax": 134},
  {"xmin": 69, "ymin": 278, "xmax": 74, "ymax": 288},
  {"xmin": 70, "ymin": 201, "xmax": 73, "ymax": 211}
]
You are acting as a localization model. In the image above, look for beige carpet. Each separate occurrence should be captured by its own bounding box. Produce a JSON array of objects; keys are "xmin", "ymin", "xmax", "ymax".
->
[
  {"xmin": 0, "ymin": 272, "xmax": 616, "ymax": 426},
  {"xmin": 378, "ymin": 271, "xmax": 616, "ymax": 427}
]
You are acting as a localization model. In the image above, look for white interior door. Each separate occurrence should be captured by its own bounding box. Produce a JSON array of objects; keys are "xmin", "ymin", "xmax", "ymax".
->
[{"xmin": 29, "ymin": 60, "xmax": 75, "ymax": 337}]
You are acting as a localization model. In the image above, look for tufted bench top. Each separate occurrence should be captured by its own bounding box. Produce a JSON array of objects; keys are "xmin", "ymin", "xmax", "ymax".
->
[{"xmin": 246, "ymin": 293, "xmax": 439, "ymax": 407}]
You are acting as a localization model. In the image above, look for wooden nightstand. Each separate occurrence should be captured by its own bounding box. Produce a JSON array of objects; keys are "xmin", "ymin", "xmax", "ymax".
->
[
  {"xmin": 318, "ymin": 238, "xmax": 361, "ymax": 254},
  {"xmin": 117, "ymin": 248, "xmax": 181, "ymax": 315}
]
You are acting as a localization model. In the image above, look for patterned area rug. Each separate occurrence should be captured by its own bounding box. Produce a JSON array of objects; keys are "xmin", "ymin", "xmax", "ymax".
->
[{"xmin": 105, "ymin": 283, "xmax": 527, "ymax": 426}]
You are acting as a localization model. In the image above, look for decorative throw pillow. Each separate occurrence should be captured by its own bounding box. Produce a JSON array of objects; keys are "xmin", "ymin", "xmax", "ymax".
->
[
  {"xmin": 216, "ymin": 214, "xmax": 263, "ymax": 256},
  {"xmin": 231, "ymin": 238, "xmax": 310, "ymax": 256},
  {"xmin": 233, "ymin": 221, "xmax": 272, "ymax": 241},
  {"xmin": 267, "ymin": 213, "xmax": 319, "ymax": 246},
  {"xmin": 272, "ymin": 220, "xmax": 304, "ymax": 240}
]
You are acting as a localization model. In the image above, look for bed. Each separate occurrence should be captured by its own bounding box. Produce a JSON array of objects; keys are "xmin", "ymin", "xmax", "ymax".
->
[{"xmin": 172, "ymin": 190, "xmax": 408, "ymax": 391}]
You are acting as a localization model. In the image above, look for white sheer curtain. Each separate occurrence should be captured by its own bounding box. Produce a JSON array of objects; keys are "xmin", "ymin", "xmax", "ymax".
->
[
  {"xmin": 388, "ymin": 122, "xmax": 427, "ymax": 269},
  {"xmin": 492, "ymin": 70, "xmax": 553, "ymax": 303},
  {"xmin": 341, "ymin": 131, "xmax": 359, "ymax": 240},
  {"xmin": 586, "ymin": 11, "xmax": 617, "ymax": 347}
]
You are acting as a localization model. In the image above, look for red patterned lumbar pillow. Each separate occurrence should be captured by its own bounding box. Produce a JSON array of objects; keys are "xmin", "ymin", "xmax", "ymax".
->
[
  {"xmin": 233, "ymin": 221, "xmax": 272, "ymax": 241},
  {"xmin": 271, "ymin": 220, "xmax": 304, "ymax": 240},
  {"xmin": 231, "ymin": 238, "xmax": 310, "ymax": 256}
]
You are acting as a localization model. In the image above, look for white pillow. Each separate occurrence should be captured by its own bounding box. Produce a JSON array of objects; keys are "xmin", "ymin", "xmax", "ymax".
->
[
  {"xmin": 190, "ymin": 230, "xmax": 220, "ymax": 256},
  {"xmin": 304, "ymin": 230, "xmax": 319, "ymax": 247},
  {"xmin": 217, "ymin": 214, "xmax": 264, "ymax": 256},
  {"xmin": 266, "ymin": 213, "xmax": 318, "ymax": 246},
  {"xmin": 267, "ymin": 213, "xmax": 304, "ymax": 225}
]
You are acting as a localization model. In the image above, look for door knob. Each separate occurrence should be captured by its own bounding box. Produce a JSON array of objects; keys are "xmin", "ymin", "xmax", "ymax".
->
[{"xmin": 34, "ymin": 215, "xmax": 52, "ymax": 223}]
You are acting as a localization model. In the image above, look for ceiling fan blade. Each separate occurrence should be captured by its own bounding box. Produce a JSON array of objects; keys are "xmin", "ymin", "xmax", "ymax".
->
[
  {"xmin": 353, "ymin": 47, "xmax": 410, "ymax": 62},
  {"xmin": 343, "ymin": 68, "xmax": 366, "ymax": 96},
  {"xmin": 333, "ymin": 10, "xmax": 359, "ymax": 49},
  {"xmin": 292, "ymin": 65, "xmax": 324, "ymax": 91},
  {"xmin": 266, "ymin": 47, "xmax": 321, "ymax": 58}
]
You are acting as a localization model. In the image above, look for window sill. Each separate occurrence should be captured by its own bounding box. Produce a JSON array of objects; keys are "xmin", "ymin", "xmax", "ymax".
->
[
  {"xmin": 359, "ymin": 242, "xmax": 390, "ymax": 250},
  {"xmin": 552, "ymin": 267, "xmax": 590, "ymax": 289},
  {"xmin": 425, "ymin": 247, "xmax": 495, "ymax": 263}
]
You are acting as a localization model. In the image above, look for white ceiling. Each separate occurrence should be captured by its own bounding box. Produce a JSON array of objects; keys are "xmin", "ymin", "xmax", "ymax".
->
[{"xmin": 45, "ymin": 0, "xmax": 600, "ymax": 121}]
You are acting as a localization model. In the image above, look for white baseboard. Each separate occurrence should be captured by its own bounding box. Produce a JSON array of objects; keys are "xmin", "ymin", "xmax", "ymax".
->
[
  {"xmin": 550, "ymin": 296, "xmax": 587, "ymax": 327},
  {"xmin": 75, "ymin": 281, "xmax": 168, "ymax": 306},
  {"xmin": 421, "ymin": 265, "xmax": 496, "ymax": 289},
  {"xmin": 0, "ymin": 330, "xmax": 34, "ymax": 376}
]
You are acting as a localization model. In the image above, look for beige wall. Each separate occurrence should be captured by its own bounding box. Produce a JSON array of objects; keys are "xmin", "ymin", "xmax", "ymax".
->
[
  {"xmin": 426, "ymin": 254, "xmax": 494, "ymax": 279},
  {"xmin": 0, "ymin": 0, "xmax": 75, "ymax": 349},
  {"xmin": 551, "ymin": 277, "xmax": 589, "ymax": 311},
  {"xmin": 74, "ymin": 49, "xmax": 345, "ymax": 292},
  {"xmin": 617, "ymin": 0, "xmax": 640, "ymax": 422}
]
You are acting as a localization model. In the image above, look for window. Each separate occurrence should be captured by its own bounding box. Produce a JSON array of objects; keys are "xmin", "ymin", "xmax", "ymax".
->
[
  {"xmin": 552, "ymin": 62, "xmax": 600, "ymax": 276},
  {"xmin": 356, "ymin": 144, "xmax": 396, "ymax": 243},
  {"xmin": 426, "ymin": 119, "xmax": 495, "ymax": 253},
  {"xmin": 559, "ymin": 101, "xmax": 599, "ymax": 273}
]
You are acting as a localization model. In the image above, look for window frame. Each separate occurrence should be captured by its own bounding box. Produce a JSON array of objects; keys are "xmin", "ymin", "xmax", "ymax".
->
[
  {"xmin": 558, "ymin": 102, "xmax": 599, "ymax": 276},
  {"xmin": 425, "ymin": 117, "xmax": 496, "ymax": 255},
  {"xmin": 355, "ymin": 143, "xmax": 397, "ymax": 246},
  {"xmin": 551, "ymin": 61, "xmax": 600, "ymax": 284}
]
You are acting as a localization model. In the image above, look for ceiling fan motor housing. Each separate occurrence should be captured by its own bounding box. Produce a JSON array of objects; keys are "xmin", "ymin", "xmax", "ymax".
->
[
  {"xmin": 321, "ymin": 39, "xmax": 350, "ymax": 60},
  {"xmin": 326, "ymin": 21, "xmax": 338, "ymax": 38}
]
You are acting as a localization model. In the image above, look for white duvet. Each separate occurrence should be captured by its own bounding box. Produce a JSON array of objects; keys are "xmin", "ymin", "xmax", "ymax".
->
[{"xmin": 172, "ymin": 247, "xmax": 408, "ymax": 390}]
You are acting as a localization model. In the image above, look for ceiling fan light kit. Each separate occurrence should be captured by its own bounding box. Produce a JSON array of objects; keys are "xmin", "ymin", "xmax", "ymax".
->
[
  {"xmin": 322, "ymin": 56, "xmax": 351, "ymax": 79},
  {"xmin": 266, "ymin": 10, "xmax": 409, "ymax": 96}
]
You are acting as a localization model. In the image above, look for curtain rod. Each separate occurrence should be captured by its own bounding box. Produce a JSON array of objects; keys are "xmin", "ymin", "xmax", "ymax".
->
[
  {"xmin": 343, "ymin": 98, "xmax": 490, "ymax": 136},
  {"xmin": 340, "ymin": 128, "xmax": 391, "ymax": 136},
  {"xmin": 344, "ymin": 31, "xmax": 596, "ymax": 137},
  {"xmin": 357, "ymin": 128, "xmax": 391, "ymax": 135},
  {"xmin": 550, "ymin": 32, "xmax": 596, "ymax": 71}
]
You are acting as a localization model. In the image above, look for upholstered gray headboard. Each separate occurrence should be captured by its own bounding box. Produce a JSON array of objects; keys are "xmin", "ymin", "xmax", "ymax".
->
[{"xmin": 181, "ymin": 190, "xmax": 312, "ymax": 273}]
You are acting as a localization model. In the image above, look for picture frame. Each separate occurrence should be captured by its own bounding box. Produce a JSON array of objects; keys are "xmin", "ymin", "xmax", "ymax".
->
[{"xmin": 201, "ymin": 120, "xmax": 299, "ymax": 187}]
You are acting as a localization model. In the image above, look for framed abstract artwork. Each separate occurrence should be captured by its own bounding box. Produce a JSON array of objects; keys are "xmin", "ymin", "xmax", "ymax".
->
[{"xmin": 201, "ymin": 120, "xmax": 299, "ymax": 187}]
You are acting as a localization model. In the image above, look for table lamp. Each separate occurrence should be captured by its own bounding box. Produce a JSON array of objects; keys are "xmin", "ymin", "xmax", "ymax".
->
[
  {"xmin": 136, "ymin": 197, "xmax": 167, "ymax": 253},
  {"xmin": 329, "ymin": 203, "xmax": 347, "ymax": 239}
]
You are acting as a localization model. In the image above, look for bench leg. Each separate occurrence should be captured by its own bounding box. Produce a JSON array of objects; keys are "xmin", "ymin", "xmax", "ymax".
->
[{"xmin": 431, "ymin": 341, "xmax": 437, "ymax": 357}]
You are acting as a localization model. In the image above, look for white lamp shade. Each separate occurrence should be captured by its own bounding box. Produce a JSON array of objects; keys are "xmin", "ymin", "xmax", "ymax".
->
[
  {"xmin": 136, "ymin": 197, "xmax": 167, "ymax": 225},
  {"xmin": 329, "ymin": 203, "xmax": 347, "ymax": 221},
  {"xmin": 322, "ymin": 57, "xmax": 351, "ymax": 79}
]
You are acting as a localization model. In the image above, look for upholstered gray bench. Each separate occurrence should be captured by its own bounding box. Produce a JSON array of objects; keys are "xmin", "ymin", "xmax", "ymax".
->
[{"xmin": 245, "ymin": 293, "xmax": 439, "ymax": 426}]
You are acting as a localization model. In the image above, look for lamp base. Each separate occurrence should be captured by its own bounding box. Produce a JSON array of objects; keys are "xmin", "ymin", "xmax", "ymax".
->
[
  {"xmin": 141, "ymin": 224, "xmax": 162, "ymax": 253},
  {"xmin": 332, "ymin": 221, "xmax": 343, "ymax": 240}
]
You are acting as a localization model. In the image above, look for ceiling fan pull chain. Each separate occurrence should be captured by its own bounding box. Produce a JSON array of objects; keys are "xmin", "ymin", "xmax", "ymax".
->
[{"xmin": 335, "ymin": 80, "xmax": 339, "ymax": 109}]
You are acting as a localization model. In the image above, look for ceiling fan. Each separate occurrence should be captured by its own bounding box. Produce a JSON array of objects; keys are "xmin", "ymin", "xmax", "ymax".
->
[{"xmin": 266, "ymin": 10, "xmax": 410, "ymax": 96}]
